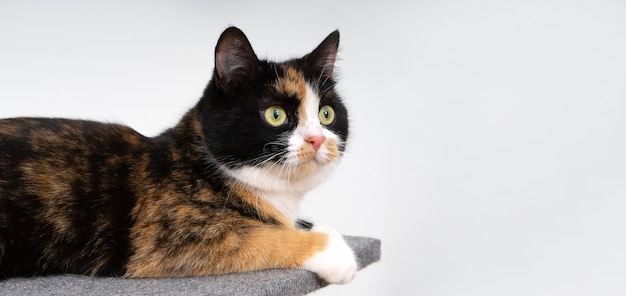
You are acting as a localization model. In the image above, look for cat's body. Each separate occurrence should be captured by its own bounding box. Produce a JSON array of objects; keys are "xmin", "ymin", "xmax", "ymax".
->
[{"xmin": 0, "ymin": 27, "xmax": 356, "ymax": 284}]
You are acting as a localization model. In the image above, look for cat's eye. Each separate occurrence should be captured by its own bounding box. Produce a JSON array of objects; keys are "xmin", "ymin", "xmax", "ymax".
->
[
  {"xmin": 318, "ymin": 105, "xmax": 335, "ymax": 125},
  {"xmin": 263, "ymin": 106, "xmax": 288, "ymax": 127}
]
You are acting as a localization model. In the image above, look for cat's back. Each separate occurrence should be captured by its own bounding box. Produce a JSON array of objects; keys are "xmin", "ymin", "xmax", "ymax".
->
[
  {"xmin": 0, "ymin": 117, "xmax": 148, "ymax": 187},
  {"xmin": 0, "ymin": 117, "xmax": 146, "ymax": 148},
  {"xmin": 0, "ymin": 117, "xmax": 150, "ymax": 277},
  {"xmin": 0, "ymin": 117, "xmax": 150, "ymax": 196}
]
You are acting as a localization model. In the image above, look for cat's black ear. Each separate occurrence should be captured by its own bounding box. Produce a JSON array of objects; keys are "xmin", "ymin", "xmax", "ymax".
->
[
  {"xmin": 214, "ymin": 27, "xmax": 259, "ymax": 95},
  {"xmin": 307, "ymin": 30, "xmax": 340, "ymax": 80}
]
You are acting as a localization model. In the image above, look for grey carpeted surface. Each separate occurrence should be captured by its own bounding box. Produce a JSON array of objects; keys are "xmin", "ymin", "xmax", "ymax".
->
[{"xmin": 0, "ymin": 236, "xmax": 380, "ymax": 296}]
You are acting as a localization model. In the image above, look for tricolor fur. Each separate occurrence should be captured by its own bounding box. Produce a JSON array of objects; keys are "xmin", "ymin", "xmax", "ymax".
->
[{"xmin": 0, "ymin": 27, "xmax": 356, "ymax": 284}]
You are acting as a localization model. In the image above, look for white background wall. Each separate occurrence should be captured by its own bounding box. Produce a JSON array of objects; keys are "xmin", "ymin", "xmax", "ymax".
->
[{"xmin": 2, "ymin": 1, "xmax": 626, "ymax": 295}]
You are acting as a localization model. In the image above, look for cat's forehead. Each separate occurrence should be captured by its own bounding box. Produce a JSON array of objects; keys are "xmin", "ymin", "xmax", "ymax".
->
[{"xmin": 273, "ymin": 65, "xmax": 309, "ymax": 102}]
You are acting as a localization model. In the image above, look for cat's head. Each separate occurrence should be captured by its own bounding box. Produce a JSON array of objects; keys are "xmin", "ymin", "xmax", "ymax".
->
[{"xmin": 199, "ymin": 27, "xmax": 348, "ymax": 193}]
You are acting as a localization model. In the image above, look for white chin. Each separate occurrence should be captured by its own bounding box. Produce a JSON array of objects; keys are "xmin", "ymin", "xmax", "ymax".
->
[{"xmin": 223, "ymin": 160, "xmax": 336, "ymax": 194}]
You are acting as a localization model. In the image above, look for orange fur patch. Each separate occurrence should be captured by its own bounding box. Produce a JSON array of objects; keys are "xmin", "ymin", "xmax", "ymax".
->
[
  {"xmin": 323, "ymin": 138, "xmax": 340, "ymax": 163},
  {"xmin": 275, "ymin": 66, "xmax": 307, "ymax": 100},
  {"xmin": 296, "ymin": 144, "xmax": 316, "ymax": 161}
]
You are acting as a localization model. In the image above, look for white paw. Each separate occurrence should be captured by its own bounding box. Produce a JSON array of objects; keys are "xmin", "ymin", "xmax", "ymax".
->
[{"xmin": 302, "ymin": 224, "xmax": 357, "ymax": 285}]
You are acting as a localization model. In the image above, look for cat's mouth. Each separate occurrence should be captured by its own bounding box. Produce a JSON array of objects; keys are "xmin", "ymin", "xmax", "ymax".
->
[
  {"xmin": 295, "ymin": 136, "xmax": 339, "ymax": 163},
  {"xmin": 287, "ymin": 146, "xmax": 338, "ymax": 177},
  {"xmin": 296, "ymin": 144, "xmax": 319, "ymax": 163}
]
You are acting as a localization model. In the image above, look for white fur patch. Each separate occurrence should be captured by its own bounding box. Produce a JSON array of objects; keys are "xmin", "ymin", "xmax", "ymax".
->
[{"xmin": 302, "ymin": 224, "xmax": 357, "ymax": 284}]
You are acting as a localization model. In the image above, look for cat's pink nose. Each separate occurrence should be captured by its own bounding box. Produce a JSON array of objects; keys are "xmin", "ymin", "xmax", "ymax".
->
[{"xmin": 305, "ymin": 135, "xmax": 326, "ymax": 152}]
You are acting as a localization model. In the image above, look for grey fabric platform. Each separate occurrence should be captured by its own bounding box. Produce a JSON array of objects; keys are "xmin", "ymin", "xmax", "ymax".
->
[{"xmin": 0, "ymin": 236, "xmax": 380, "ymax": 296}]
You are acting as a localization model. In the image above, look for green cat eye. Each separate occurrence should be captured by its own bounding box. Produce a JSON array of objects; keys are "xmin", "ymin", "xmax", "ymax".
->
[
  {"xmin": 263, "ymin": 106, "xmax": 288, "ymax": 127},
  {"xmin": 318, "ymin": 105, "xmax": 335, "ymax": 125}
]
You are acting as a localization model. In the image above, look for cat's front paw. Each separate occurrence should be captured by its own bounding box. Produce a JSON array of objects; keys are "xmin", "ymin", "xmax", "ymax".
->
[{"xmin": 302, "ymin": 224, "xmax": 357, "ymax": 285}]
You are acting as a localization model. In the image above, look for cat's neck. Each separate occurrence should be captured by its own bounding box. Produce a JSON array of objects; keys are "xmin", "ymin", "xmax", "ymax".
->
[
  {"xmin": 221, "ymin": 163, "xmax": 337, "ymax": 226},
  {"xmin": 222, "ymin": 165, "xmax": 307, "ymax": 226},
  {"xmin": 260, "ymin": 191, "xmax": 302, "ymax": 226},
  {"xmin": 226, "ymin": 180, "xmax": 303, "ymax": 226}
]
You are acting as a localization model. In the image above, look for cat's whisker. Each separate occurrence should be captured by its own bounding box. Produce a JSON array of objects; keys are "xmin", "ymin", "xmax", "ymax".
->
[
  {"xmin": 262, "ymin": 141, "xmax": 288, "ymax": 155},
  {"xmin": 252, "ymin": 152, "xmax": 285, "ymax": 168},
  {"xmin": 315, "ymin": 67, "xmax": 324, "ymax": 91},
  {"xmin": 273, "ymin": 63, "xmax": 280, "ymax": 80}
]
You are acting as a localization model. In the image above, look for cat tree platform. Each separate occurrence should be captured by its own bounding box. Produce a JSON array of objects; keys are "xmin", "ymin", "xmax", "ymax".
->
[{"xmin": 0, "ymin": 236, "xmax": 380, "ymax": 296}]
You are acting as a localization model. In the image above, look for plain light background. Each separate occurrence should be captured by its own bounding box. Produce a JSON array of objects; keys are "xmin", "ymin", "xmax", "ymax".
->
[{"xmin": 1, "ymin": 1, "xmax": 626, "ymax": 295}]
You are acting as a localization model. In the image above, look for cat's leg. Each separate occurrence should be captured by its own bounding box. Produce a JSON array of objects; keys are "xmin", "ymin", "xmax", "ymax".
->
[
  {"xmin": 301, "ymin": 224, "xmax": 357, "ymax": 284},
  {"xmin": 294, "ymin": 220, "xmax": 357, "ymax": 283},
  {"xmin": 125, "ymin": 225, "xmax": 357, "ymax": 284},
  {"xmin": 247, "ymin": 224, "xmax": 357, "ymax": 284}
]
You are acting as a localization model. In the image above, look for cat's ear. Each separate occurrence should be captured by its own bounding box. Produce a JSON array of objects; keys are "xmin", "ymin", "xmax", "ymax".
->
[
  {"xmin": 214, "ymin": 27, "xmax": 259, "ymax": 95},
  {"xmin": 307, "ymin": 30, "xmax": 340, "ymax": 80}
]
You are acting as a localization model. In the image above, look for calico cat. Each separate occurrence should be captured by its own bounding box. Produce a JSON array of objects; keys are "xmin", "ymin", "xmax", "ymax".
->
[{"xmin": 0, "ymin": 27, "xmax": 356, "ymax": 284}]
